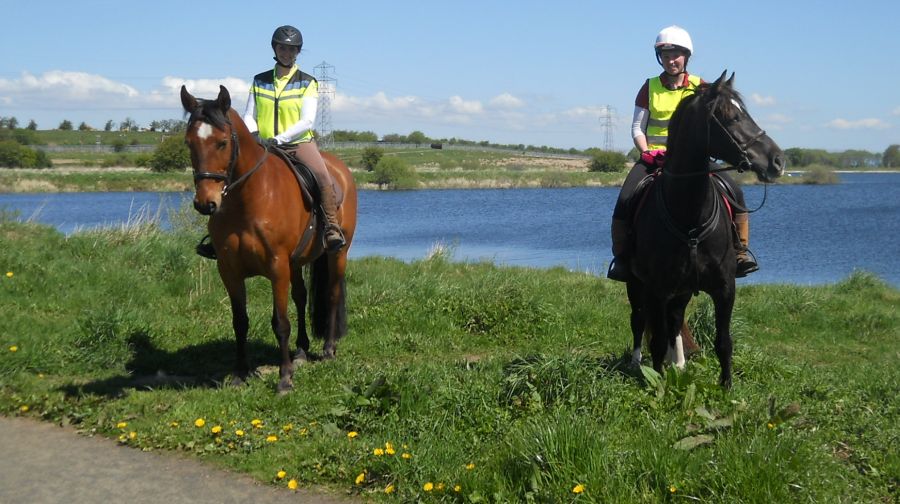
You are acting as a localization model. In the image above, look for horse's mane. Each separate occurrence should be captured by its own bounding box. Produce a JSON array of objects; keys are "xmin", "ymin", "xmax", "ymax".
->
[
  {"xmin": 186, "ymin": 99, "xmax": 230, "ymax": 131},
  {"xmin": 667, "ymin": 78, "xmax": 746, "ymax": 150}
]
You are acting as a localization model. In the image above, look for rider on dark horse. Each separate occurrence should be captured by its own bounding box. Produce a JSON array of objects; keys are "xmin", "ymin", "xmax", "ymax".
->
[
  {"xmin": 197, "ymin": 25, "xmax": 345, "ymax": 259},
  {"xmin": 607, "ymin": 25, "xmax": 758, "ymax": 282}
]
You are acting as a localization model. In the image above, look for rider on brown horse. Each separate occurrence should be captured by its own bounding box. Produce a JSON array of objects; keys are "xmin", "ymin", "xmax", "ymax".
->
[
  {"xmin": 607, "ymin": 26, "xmax": 758, "ymax": 282},
  {"xmin": 197, "ymin": 25, "xmax": 345, "ymax": 259}
]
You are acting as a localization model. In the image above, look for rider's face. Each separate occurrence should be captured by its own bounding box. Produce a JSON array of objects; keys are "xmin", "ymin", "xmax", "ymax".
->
[
  {"xmin": 275, "ymin": 43, "xmax": 299, "ymax": 65},
  {"xmin": 659, "ymin": 49, "xmax": 687, "ymax": 75}
]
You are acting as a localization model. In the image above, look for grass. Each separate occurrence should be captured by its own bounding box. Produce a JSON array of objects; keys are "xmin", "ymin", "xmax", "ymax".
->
[{"xmin": 0, "ymin": 211, "xmax": 898, "ymax": 503}]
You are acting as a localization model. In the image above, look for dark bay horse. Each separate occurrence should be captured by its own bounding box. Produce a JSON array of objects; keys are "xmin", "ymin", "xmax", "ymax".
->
[
  {"xmin": 180, "ymin": 85, "xmax": 358, "ymax": 394},
  {"xmin": 626, "ymin": 72, "xmax": 784, "ymax": 387}
]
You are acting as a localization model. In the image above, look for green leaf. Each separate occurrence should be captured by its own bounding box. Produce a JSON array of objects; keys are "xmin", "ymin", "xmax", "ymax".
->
[{"xmin": 673, "ymin": 434, "xmax": 714, "ymax": 450}]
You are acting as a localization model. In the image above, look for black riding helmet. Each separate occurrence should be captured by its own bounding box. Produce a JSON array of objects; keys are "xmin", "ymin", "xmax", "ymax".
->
[{"xmin": 271, "ymin": 25, "xmax": 303, "ymax": 51}]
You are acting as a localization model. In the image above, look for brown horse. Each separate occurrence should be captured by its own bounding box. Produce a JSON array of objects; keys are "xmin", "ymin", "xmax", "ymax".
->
[{"xmin": 180, "ymin": 85, "xmax": 358, "ymax": 394}]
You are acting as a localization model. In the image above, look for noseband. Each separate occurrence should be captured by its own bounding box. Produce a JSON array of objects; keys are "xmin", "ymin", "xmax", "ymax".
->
[{"xmin": 190, "ymin": 114, "xmax": 268, "ymax": 196}]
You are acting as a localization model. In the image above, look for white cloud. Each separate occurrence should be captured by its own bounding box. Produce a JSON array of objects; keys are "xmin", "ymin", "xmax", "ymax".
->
[
  {"xmin": 448, "ymin": 95, "xmax": 483, "ymax": 115},
  {"xmin": 488, "ymin": 93, "xmax": 524, "ymax": 110},
  {"xmin": 893, "ymin": 106, "xmax": 900, "ymax": 116},
  {"xmin": 826, "ymin": 118, "xmax": 890, "ymax": 130},
  {"xmin": 765, "ymin": 113, "xmax": 792, "ymax": 124},
  {"xmin": 750, "ymin": 93, "xmax": 776, "ymax": 107}
]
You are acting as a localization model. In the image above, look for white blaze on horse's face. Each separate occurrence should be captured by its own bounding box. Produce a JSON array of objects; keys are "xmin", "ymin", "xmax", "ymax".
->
[
  {"xmin": 196, "ymin": 122, "xmax": 214, "ymax": 140},
  {"xmin": 730, "ymin": 98, "xmax": 744, "ymax": 114}
]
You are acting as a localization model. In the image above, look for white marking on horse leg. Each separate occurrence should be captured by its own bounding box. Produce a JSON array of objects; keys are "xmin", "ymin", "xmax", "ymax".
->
[
  {"xmin": 196, "ymin": 122, "xmax": 213, "ymax": 140},
  {"xmin": 673, "ymin": 333, "xmax": 686, "ymax": 370},
  {"xmin": 631, "ymin": 348, "xmax": 642, "ymax": 367}
]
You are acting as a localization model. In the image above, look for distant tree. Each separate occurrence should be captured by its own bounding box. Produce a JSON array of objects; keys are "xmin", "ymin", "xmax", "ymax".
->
[
  {"xmin": 407, "ymin": 130, "xmax": 428, "ymax": 146},
  {"xmin": 78, "ymin": 122, "xmax": 92, "ymax": 131},
  {"xmin": 588, "ymin": 149, "xmax": 628, "ymax": 172},
  {"xmin": 58, "ymin": 120, "xmax": 73, "ymax": 131},
  {"xmin": 104, "ymin": 120, "xmax": 115, "ymax": 132},
  {"xmin": 381, "ymin": 133, "xmax": 406, "ymax": 143},
  {"xmin": 361, "ymin": 146, "xmax": 384, "ymax": 171},
  {"xmin": 26, "ymin": 120, "xmax": 37, "ymax": 131},
  {"xmin": 5, "ymin": 117, "xmax": 19, "ymax": 129},
  {"xmin": 112, "ymin": 138, "xmax": 127, "ymax": 153},
  {"xmin": 0, "ymin": 141, "xmax": 52, "ymax": 168},
  {"xmin": 149, "ymin": 135, "xmax": 190, "ymax": 172},
  {"xmin": 120, "ymin": 117, "xmax": 139, "ymax": 131},
  {"xmin": 883, "ymin": 144, "xmax": 900, "ymax": 168}
]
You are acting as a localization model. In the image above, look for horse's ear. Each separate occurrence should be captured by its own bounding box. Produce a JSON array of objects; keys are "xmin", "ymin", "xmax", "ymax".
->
[
  {"xmin": 727, "ymin": 72, "xmax": 735, "ymax": 88},
  {"xmin": 180, "ymin": 85, "xmax": 198, "ymax": 112},
  {"xmin": 216, "ymin": 85, "xmax": 231, "ymax": 112},
  {"xmin": 712, "ymin": 70, "xmax": 728, "ymax": 93}
]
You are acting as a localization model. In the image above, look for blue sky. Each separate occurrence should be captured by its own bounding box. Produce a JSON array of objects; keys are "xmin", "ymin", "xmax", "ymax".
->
[{"xmin": 2, "ymin": 0, "xmax": 897, "ymax": 153}]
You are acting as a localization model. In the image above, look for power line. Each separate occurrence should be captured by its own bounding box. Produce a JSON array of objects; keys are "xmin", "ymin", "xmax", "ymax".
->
[
  {"xmin": 313, "ymin": 61, "xmax": 336, "ymax": 148},
  {"xmin": 599, "ymin": 105, "xmax": 616, "ymax": 151}
]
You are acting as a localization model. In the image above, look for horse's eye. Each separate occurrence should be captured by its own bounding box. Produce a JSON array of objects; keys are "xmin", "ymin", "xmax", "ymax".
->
[{"xmin": 216, "ymin": 140, "xmax": 228, "ymax": 150}]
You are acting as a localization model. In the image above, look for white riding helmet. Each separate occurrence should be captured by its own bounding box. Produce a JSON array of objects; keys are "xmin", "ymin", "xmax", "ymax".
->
[{"xmin": 655, "ymin": 25, "xmax": 693, "ymax": 55}]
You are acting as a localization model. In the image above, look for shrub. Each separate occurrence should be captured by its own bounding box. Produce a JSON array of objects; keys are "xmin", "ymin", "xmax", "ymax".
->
[
  {"xmin": 149, "ymin": 136, "xmax": 190, "ymax": 172},
  {"xmin": 361, "ymin": 146, "xmax": 384, "ymax": 171},
  {"xmin": 112, "ymin": 138, "xmax": 127, "ymax": 153},
  {"xmin": 0, "ymin": 141, "xmax": 52, "ymax": 168},
  {"xmin": 373, "ymin": 156, "xmax": 418, "ymax": 189},
  {"xmin": 588, "ymin": 150, "xmax": 628, "ymax": 172}
]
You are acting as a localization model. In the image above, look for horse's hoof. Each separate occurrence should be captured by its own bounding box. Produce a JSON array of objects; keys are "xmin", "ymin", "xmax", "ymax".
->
[
  {"xmin": 321, "ymin": 349, "xmax": 336, "ymax": 360},
  {"xmin": 277, "ymin": 380, "xmax": 294, "ymax": 395},
  {"xmin": 293, "ymin": 350, "xmax": 308, "ymax": 366},
  {"xmin": 230, "ymin": 375, "xmax": 247, "ymax": 387}
]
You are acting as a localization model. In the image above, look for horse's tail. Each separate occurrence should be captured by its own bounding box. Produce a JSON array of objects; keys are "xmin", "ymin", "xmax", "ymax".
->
[{"xmin": 309, "ymin": 254, "xmax": 347, "ymax": 340}]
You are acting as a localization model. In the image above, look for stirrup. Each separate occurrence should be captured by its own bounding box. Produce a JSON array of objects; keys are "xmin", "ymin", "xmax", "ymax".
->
[
  {"xmin": 606, "ymin": 257, "xmax": 631, "ymax": 282},
  {"xmin": 735, "ymin": 248, "xmax": 758, "ymax": 278},
  {"xmin": 196, "ymin": 235, "xmax": 217, "ymax": 260}
]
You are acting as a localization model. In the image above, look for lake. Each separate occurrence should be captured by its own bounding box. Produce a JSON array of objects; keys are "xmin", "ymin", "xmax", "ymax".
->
[{"xmin": 1, "ymin": 173, "xmax": 898, "ymax": 287}]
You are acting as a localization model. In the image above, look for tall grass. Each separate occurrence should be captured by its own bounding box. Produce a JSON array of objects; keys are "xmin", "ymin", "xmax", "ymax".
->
[{"xmin": 0, "ymin": 215, "xmax": 897, "ymax": 502}]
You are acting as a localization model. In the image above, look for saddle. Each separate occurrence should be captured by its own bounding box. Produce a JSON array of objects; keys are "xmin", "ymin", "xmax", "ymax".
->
[{"xmin": 629, "ymin": 169, "xmax": 736, "ymax": 226}]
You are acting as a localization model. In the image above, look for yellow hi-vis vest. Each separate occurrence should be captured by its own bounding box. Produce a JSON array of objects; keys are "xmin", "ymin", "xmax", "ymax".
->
[
  {"xmin": 251, "ymin": 66, "xmax": 318, "ymax": 143},
  {"xmin": 646, "ymin": 74, "xmax": 701, "ymax": 150}
]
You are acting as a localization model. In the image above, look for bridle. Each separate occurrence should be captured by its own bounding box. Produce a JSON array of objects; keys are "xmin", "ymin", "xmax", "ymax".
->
[{"xmin": 190, "ymin": 114, "xmax": 268, "ymax": 196}]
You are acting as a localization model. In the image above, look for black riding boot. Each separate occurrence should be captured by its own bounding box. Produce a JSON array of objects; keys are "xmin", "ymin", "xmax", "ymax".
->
[
  {"xmin": 734, "ymin": 212, "xmax": 758, "ymax": 277},
  {"xmin": 196, "ymin": 235, "xmax": 216, "ymax": 260},
  {"xmin": 607, "ymin": 218, "xmax": 632, "ymax": 282}
]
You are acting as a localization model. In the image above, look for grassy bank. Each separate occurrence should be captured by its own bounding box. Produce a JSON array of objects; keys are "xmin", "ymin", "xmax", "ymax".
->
[{"xmin": 1, "ymin": 214, "xmax": 897, "ymax": 502}]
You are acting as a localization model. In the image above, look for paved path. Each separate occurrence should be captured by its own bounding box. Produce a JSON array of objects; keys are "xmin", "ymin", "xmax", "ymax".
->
[{"xmin": 0, "ymin": 416, "xmax": 353, "ymax": 504}]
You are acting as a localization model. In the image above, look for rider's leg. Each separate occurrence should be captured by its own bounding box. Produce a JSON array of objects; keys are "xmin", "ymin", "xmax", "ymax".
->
[
  {"xmin": 717, "ymin": 172, "xmax": 758, "ymax": 277},
  {"xmin": 608, "ymin": 162, "xmax": 650, "ymax": 282},
  {"xmin": 294, "ymin": 141, "xmax": 346, "ymax": 252}
]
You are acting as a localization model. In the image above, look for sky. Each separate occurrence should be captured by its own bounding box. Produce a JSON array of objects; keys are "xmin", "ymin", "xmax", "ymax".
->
[{"xmin": 2, "ymin": 1, "xmax": 898, "ymax": 153}]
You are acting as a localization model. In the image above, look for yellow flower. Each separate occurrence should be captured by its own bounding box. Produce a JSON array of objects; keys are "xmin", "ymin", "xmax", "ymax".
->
[
  {"xmin": 118, "ymin": 434, "xmax": 127, "ymax": 442},
  {"xmin": 276, "ymin": 470, "xmax": 287, "ymax": 480},
  {"xmin": 384, "ymin": 484, "xmax": 395, "ymax": 494},
  {"xmin": 669, "ymin": 485, "xmax": 677, "ymax": 494},
  {"xmin": 423, "ymin": 482, "xmax": 434, "ymax": 492},
  {"xmin": 347, "ymin": 431, "xmax": 358, "ymax": 439},
  {"xmin": 767, "ymin": 422, "xmax": 775, "ymax": 429},
  {"xmin": 466, "ymin": 463, "xmax": 475, "ymax": 470},
  {"xmin": 437, "ymin": 482, "xmax": 445, "ymax": 491},
  {"xmin": 19, "ymin": 405, "xmax": 29, "ymax": 413},
  {"xmin": 299, "ymin": 427, "xmax": 309, "ymax": 436},
  {"xmin": 573, "ymin": 484, "xmax": 585, "ymax": 494},
  {"xmin": 454, "ymin": 485, "xmax": 461, "ymax": 493},
  {"xmin": 235, "ymin": 429, "xmax": 245, "ymax": 437},
  {"xmin": 251, "ymin": 419, "xmax": 263, "ymax": 428},
  {"xmin": 169, "ymin": 421, "xmax": 179, "ymax": 428},
  {"xmin": 287, "ymin": 479, "xmax": 298, "ymax": 490},
  {"xmin": 6, "ymin": 272, "xmax": 13, "ymax": 278},
  {"xmin": 401, "ymin": 452, "xmax": 412, "ymax": 459},
  {"xmin": 355, "ymin": 472, "xmax": 366, "ymax": 485},
  {"xmin": 9, "ymin": 345, "xmax": 18, "ymax": 353},
  {"xmin": 211, "ymin": 425, "xmax": 223, "ymax": 435},
  {"xmin": 373, "ymin": 448, "xmax": 384, "ymax": 456},
  {"xmin": 116, "ymin": 422, "xmax": 128, "ymax": 429},
  {"xmin": 266, "ymin": 435, "xmax": 278, "ymax": 443},
  {"xmin": 128, "ymin": 431, "xmax": 137, "ymax": 440},
  {"xmin": 194, "ymin": 418, "xmax": 205, "ymax": 428},
  {"xmin": 282, "ymin": 424, "xmax": 293, "ymax": 433}
]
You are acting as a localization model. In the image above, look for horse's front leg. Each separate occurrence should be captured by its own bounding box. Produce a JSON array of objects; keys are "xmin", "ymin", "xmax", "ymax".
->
[
  {"xmin": 626, "ymin": 280, "xmax": 645, "ymax": 367},
  {"xmin": 711, "ymin": 281, "xmax": 736, "ymax": 388},
  {"xmin": 270, "ymin": 264, "xmax": 294, "ymax": 394},
  {"xmin": 321, "ymin": 252, "xmax": 348, "ymax": 359},
  {"xmin": 665, "ymin": 295, "xmax": 691, "ymax": 370},
  {"xmin": 645, "ymin": 294, "xmax": 669, "ymax": 374},
  {"xmin": 290, "ymin": 263, "xmax": 309, "ymax": 365},
  {"xmin": 221, "ymin": 275, "xmax": 250, "ymax": 386}
]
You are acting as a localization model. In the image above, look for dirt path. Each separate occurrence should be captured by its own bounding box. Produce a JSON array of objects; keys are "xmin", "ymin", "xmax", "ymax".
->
[{"xmin": 0, "ymin": 416, "xmax": 354, "ymax": 504}]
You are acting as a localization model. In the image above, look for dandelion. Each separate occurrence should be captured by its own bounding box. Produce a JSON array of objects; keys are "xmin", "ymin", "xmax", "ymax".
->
[
  {"xmin": 669, "ymin": 485, "xmax": 677, "ymax": 494},
  {"xmin": 9, "ymin": 346, "xmax": 18, "ymax": 353},
  {"xmin": 194, "ymin": 418, "xmax": 206, "ymax": 428},
  {"xmin": 276, "ymin": 470, "xmax": 287, "ymax": 480},
  {"xmin": 573, "ymin": 484, "xmax": 585, "ymax": 494},
  {"xmin": 355, "ymin": 472, "xmax": 366, "ymax": 485},
  {"xmin": 251, "ymin": 419, "xmax": 263, "ymax": 428},
  {"xmin": 401, "ymin": 452, "xmax": 412, "ymax": 460},
  {"xmin": 128, "ymin": 431, "xmax": 137, "ymax": 440},
  {"xmin": 211, "ymin": 425, "xmax": 223, "ymax": 435},
  {"xmin": 347, "ymin": 431, "xmax": 358, "ymax": 440},
  {"xmin": 266, "ymin": 435, "xmax": 278, "ymax": 443},
  {"xmin": 116, "ymin": 422, "xmax": 128, "ymax": 429},
  {"xmin": 454, "ymin": 485, "xmax": 461, "ymax": 493},
  {"xmin": 118, "ymin": 434, "xmax": 127, "ymax": 442},
  {"xmin": 282, "ymin": 424, "xmax": 293, "ymax": 433},
  {"xmin": 169, "ymin": 421, "xmax": 179, "ymax": 428},
  {"xmin": 298, "ymin": 427, "xmax": 309, "ymax": 436},
  {"xmin": 6, "ymin": 272, "xmax": 13, "ymax": 278},
  {"xmin": 235, "ymin": 429, "xmax": 245, "ymax": 437},
  {"xmin": 384, "ymin": 484, "xmax": 395, "ymax": 494},
  {"xmin": 287, "ymin": 479, "xmax": 298, "ymax": 490},
  {"xmin": 423, "ymin": 482, "xmax": 434, "ymax": 492},
  {"xmin": 437, "ymin": 482, "xmax": 445, "ymax": 491},
  {"xmin": 19, "ymin": 405, "xmax": 29, "ymax": 413},
  {"xmin": 767, "ymin": 422, "xmax": 775, "ymax": 429},
  {"xmin": 373, "ymin": 448, "xmax": 384, "ymax": 456},
  {"xmin": 466, "ymin": 463, "xmax": 475, "ymax": 470}
]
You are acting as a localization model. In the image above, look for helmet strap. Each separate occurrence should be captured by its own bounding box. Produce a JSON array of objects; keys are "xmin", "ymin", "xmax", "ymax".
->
[{"xmin": 273, "ymin": 55, "xmax": 295, "ymax": 69}]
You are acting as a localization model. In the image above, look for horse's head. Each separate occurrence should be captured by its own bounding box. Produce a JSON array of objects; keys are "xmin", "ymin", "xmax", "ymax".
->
[
  {"xmin": 700, "ymin": 71, "xmax": 785, "ymax": 182},
  {"xmin": 180, "ymin": 85, "xmax": 238, "ymax": 215}
]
